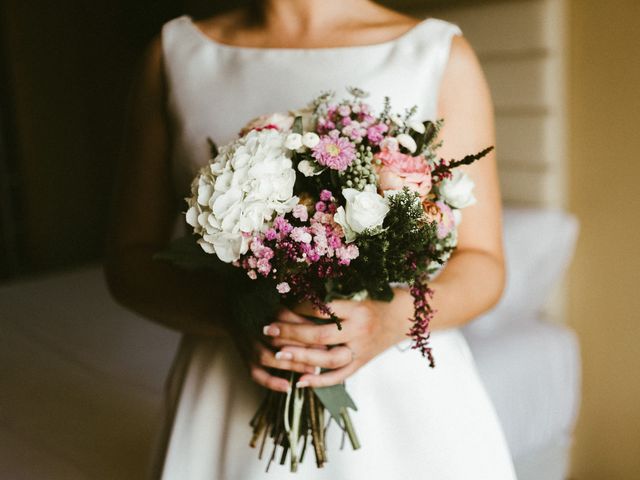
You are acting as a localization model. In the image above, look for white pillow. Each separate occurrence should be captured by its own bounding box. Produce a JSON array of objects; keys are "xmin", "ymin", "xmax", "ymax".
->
[{"xmin": 465, "ymin": 208, "xmax": 579, "ymax": 334}]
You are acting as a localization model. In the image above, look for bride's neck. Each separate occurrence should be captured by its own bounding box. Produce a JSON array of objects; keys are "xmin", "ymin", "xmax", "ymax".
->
[{"xmin": 249, "ymin": 0, "xmax": 375, "ymax": 34}]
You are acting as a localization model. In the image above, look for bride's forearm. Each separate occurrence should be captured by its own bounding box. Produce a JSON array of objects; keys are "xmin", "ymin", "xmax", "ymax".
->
[
  {"xmin": 388, "ymin": 249, "xmax": 505, "ymax": 335},
  {"xmin": 105, "ymin": 246, "xmax": 230, "ymax": 337}
]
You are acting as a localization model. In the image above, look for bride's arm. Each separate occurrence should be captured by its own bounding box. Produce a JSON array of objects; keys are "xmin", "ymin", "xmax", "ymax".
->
[
  {"xmin": 106, "ymin": 38, "xmax": 325, "ymax": 392},
  {"xmin": 104, "ymin": 37, "xmax": 229, "ymax": 337},
  {"xmin": 259, "ymin": 35, "xmax": 504, "ymax": 388}
]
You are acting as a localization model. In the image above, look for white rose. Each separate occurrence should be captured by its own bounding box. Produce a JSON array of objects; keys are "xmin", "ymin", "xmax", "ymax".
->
[
  {"xmin": 407, "ymin": 119, "xmax": 426, "ymax": 134},
  {"xmin": 302, "ymin": 132, "xmax": 320, "ymax": 148},
  {"xmin": 440, "ymin": 171, "xmax": 477, "ymax": 209},
  {"xmin": 397, "ymin": 133, "xmax": 417, "ymax": 153},
  {"xmin": 334, "ymin": 207, "xmax": 355, "ymax": 243},
  {"xmin": 335, "ymin": 186, "xmax": 389, "ymax": 242},
  {"xmin": 284, "ymin": 133, "xmax": 303, "ymax": 150}
]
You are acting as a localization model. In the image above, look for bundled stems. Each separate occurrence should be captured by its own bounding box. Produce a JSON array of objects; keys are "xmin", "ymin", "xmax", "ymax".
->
[{"xmin": 249, "ymin": 372, "xmax": 358, "ymax": 472}]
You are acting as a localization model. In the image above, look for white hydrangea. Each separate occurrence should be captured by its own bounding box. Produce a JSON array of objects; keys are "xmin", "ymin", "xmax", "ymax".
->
[{"xmin": 186, "ymin": 129, "xmax": 298, "ymax": 262}]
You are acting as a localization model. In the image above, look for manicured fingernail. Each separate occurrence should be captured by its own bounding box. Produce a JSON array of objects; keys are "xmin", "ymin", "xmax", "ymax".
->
[
  {"xmin": 275, "ymin": 351, "xmax": 293, "ymax": 360},
  {"xmin": 296, "ymin": 380, "xmax": 309, "ymax": 388},
  {"xmin": 314, "ymin": 366, "xmax": 321, "ymax": 375},
  {"xmin": 263, "ymin": 325, "xmax": 280, "ymax": 336}
]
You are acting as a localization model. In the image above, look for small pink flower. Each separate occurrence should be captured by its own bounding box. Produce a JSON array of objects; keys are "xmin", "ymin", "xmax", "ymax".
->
[
  {"xmin": 259, "ymin": 247, "xmax": 274, "ymax": 260},
  {"xmin": 315, "ymin": 201, "xmax": 326, "ymax": 213},
  {"xmin": 265, "ymin": 228, "xmax": 277, "ymax": 241},
  {"xmin": 320, "ymin": 190, "xmax": 333, "ymax": 202},
  {"xmin": 311, "ymin": 131, "xmax": 357, "ymax": 171},
  {"xmin": 292, "ymin": 204, "xmax": 308, "ymax": 222},
  {"xmin": 247, "ymin": 270, "xmax": 257, "ymax": 280},
  {"xmin": 273, "ymin": 216, "xmax": 293, "ymax": 235},
  {"xmin": 291, "ymin": 227, "xmax": 312, "ymax": 244},
  {"xmin": 375, "ymin": 148, "xmax": 432, "ymax": 198},
  {"xmin": 336, "ymin": 244, "xmax": 359, "ymax": 265},
  {"xmin": 338, "ymin": 105, "xmax": 351, "ymax": 117},
  {"xmin": 276, "ymin": 282, "xmax": 291, "ymax": 294},
  {"xmin": 366, "ymin": 123, "xmax": 389, "ymax": 144},
  {"xmin": 306, "ymin": 248, "xmax": 321, "ymax": 262},
  {"xmin": 257, "ymin": 258, "xmax": 272, "ymax": 276}
]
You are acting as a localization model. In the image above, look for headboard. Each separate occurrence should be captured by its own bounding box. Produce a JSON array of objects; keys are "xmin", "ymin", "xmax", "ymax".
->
[{"xmin": 408, "ymin": 0, "xmax": 568, "ymax": 208}]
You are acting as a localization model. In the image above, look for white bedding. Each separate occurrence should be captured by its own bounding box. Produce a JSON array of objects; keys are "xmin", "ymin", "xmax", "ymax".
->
[{"xmin": 463, "ymin": 318, "xmax": 581, "ymax": 460}]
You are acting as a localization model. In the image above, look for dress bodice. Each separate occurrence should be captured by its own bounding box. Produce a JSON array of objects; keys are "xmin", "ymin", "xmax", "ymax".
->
[{"xmin": 160, "ymin": 15, "xmax": 461, "ymax": 196}]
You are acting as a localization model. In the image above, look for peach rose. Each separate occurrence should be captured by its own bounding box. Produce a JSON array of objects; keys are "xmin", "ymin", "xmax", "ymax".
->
[
  {"xmin": 375, "ymin": 148, "xmax": 432, "ymax": 197},
  {"xmin": 422, "ymin": 200, "xmax": 455, "ymax": 239}
]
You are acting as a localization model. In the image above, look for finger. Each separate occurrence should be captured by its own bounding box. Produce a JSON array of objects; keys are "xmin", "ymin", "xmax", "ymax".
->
[
  {"xmin": 264, "ymin": 321, "xmax": 347, "ymax": 346},
  {"xmin": 295, "ymin": 361, "xmax": 359, "ymax": 389},
  {"xmin": 286, "ymin": 300, "xmax": 331, "ymax": 320},
  {"xmin": 249, "ymin": 364, "xmax": 290, "ymax": 392},
  {"xmin": 256, "ymin": 343, "xmax": 318, "ymax": 374},
  {"xmin": 267, "ymin": 337, "xmax": 329, "ymax": 350},
  {"xmin": 275, "ymin": 308, "xmax": 309, "ymax": 324},
  {"xmin": 266, "ymin": 337, "xmax": 309, "ymax": 348},
  {"xmin": 277, "ymin": 345, "xmax": 354, "ymax": 370}
]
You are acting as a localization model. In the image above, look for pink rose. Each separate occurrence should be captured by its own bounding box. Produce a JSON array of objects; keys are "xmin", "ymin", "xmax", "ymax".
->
[
  {"xmin": 375, "ymin": 148, "xmax": 432, "ymax": 197},
  {"xmin": 423, "ymin": 200, "xmax": 455, "ymax": 239}
]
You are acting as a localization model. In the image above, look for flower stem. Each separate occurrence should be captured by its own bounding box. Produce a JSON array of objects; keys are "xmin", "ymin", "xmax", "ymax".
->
[{"xmin": 340, "ymin": 407, "xmax": 360, "ymax": 450}]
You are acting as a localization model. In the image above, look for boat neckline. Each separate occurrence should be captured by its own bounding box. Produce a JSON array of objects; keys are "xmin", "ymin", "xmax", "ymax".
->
[{"xmin": 182, "ymin": 15, "xmax": 436, "ymax": 53}]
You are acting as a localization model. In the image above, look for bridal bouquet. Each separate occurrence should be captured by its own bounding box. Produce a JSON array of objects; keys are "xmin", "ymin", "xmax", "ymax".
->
[{"xmin": 158, "ymin": 88, "xmax": 492, "ymax": 472}]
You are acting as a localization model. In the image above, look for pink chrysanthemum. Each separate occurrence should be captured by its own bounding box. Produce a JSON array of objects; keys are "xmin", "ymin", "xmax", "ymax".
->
[{"xmin": 311, "ymin": 131, "xmax": 356, "ymax": 171}]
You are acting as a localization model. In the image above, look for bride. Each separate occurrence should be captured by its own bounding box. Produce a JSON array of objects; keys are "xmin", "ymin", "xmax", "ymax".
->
[{"xmin": 106, "ymin": 0, "xmax": 517, "ymax": 478}]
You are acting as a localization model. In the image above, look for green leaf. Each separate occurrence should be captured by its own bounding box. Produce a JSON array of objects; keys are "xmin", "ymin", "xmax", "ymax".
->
[
  {"xmin": 313, "ymin": 383, "xmax": 358, "ymax": 427},
  {"xmin": 154, "ymin": 235, "xmax": 224, "ymax": 271},
  {"xmin": 293, "ymin": 116, "xmax": 303, "ymax": 135},
  {"xmin": 230, "ymin": 275, "xmax": 281, "ymax": 335},
  {"xmin": 156, "ymin": 235, "xmax": 280, "ymax": 336},
  {"xmin": 368, "ymin": 282, "xmax": 394, "ymax": 302}
]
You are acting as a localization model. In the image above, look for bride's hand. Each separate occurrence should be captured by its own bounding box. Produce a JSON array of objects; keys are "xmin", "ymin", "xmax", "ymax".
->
[
  {"xmin": 245, "ymin": 312, "xmax": 329, "ymax": 393},
  {"xmin": 263, "ymin": 292, "xmax": 412, "ymax": 388}
]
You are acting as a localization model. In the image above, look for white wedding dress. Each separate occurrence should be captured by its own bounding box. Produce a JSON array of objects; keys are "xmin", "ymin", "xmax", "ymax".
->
[{"xmin": 153, "ymin": 15, "xmax": 517, "ymax": 480}]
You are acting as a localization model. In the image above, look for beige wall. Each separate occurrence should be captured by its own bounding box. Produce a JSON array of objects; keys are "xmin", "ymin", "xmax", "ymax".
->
[{"xmin": 568, "ymin": 0, "xmax": 640, "ymax": 478}]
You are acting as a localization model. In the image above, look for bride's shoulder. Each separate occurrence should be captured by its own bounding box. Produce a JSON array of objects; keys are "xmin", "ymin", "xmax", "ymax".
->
[{"xmin": 445, "ymin": 35, "xmax": 483, "ymax": 84}]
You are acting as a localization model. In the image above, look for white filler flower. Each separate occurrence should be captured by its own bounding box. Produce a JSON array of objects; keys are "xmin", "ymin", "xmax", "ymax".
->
[
  {"xmin": 407, "ymin": 119, "xmax": 426, "ymax": 134},
  {"xmin": 186, "ymin": 129, "xmax": 298, "ymax": 262},
  {"xmin": 334, "ymin": 185, "xmax": 390, "ymax": 243},
  {"xmin": 396, "ymin": 133, "xmax": 417, "ymax": 153},
  {"xmin": 440, "ymin": 170, "xmax": 477, "ymax": 209}
]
